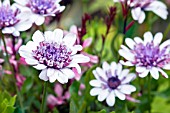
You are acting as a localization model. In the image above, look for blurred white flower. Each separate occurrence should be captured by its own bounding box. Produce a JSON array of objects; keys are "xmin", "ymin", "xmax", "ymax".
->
[
  {"xmin": 90, "ymin": 62, "xmax": 136, "ymax": 106},
  {"xmin": 19, "ymin": 29, "xmax": 90, "ymax": 84},
  {"xmin": 119, "ymin": 31, "xmax": 170, "ymax": 79},
  {"xmin": 114, "ymin": 0, "xmax": 168, "ymax": 24},
  {"xmin": 14, "ymin": 0, "xmax": 65, "ymax": 26},
  {"xmin": 0, "ymin": 0, "xmax": 32, "ymax": 36}
]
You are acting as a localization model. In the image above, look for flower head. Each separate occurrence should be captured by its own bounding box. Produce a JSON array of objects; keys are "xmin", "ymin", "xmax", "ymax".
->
[
  {"xmin": 0, "ymin": 0, "xmax": 32, "ymax": 36},
  {"xmin": 19, "ymin": 29, "xmax": 90, "ymax": 84},
  {"xmin": 119, "ymin": 31, "xmax": 170, "ymax": 79},
  {"xmin": 14, "ymin": 0, "xmax": 65, "ymax": 25},
  {"xmin": 114, "ymin": 0, "xmax": 168, "ymax": 23},
  {"xmin": 90, "ymin": 62, "xmax": 136, "ymax": 106}
]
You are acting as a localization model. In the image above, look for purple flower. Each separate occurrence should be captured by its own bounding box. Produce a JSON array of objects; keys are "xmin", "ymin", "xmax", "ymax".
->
[
  {"xmin": 0, "ymin": 0, "xmax": 32, "ymax": 36},
  {"xmin": 114, "ymin": 0, "xmax": 168, "ymax": 23},
  {"xmin": 14, "ymin": 0, "xmax": 65, "ymax": 25},
  {"xmin": 19, "ymin": 29, "xmax": 90, "ymax": 83},
  {"xmin": 119, "ymin": 31, "xmax": 170, "ymax": 79},
  {"xmin": 90, "ymin": 62, "xmax": 136, "ymax": 106}
]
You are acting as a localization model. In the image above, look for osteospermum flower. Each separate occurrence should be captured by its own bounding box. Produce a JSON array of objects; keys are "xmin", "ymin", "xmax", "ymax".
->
[
  {"xmin": 14, "ymin": 0, "xmax": 65, "ymax": 26},
  {"xmin": 119, "ymin": 31, "xmax": 170, "ymax": 79},
  {"xmin": 114, "ymin": 0, "xmax": 168, "ymax": 24},
  {"xmin": 0, "ymin": 0, "xmax": 32, "ymax": 36},
  {"xmin": 90, "ymin": 62, "xmax": 136, "ymax": 106},
  {"xmin": 19, "ymin": 29, "xmax": 90, "ymax": 83}
]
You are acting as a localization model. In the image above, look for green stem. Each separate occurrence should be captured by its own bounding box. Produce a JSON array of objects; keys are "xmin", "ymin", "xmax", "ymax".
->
[
  {"xmin": 164, "ymin": 23, "xmax": 170, "ymax": 39},
  {"xmin": 148, "ymin": 75, "xmax": 151, "ymax": 113},
  {"xmin": 40, "ymin": 82, "xmax": 47, "ymax": 113}
]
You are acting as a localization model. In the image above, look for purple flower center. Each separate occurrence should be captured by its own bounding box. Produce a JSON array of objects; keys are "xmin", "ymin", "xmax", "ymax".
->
[
  {"xmin": 27, "ymin": 0, "xmax": 57, "ymax": 15},
  {"xmin": 32, "ymin": 41, "xmax": 72, "ymax": 69},
  {"xmin": 131, "ymin": 0, "xmax": 154, "ymax": 9},
  {"xmin": 107, "ymin": 76, "xmax": 121, "ymax": 89},
  {"xmin": 133, "ymin": 42, "xmax": 170, "ymax": 68},
  {"xmin": 0, "ymin": 5, "xmax": 19, "ymax": 28}
]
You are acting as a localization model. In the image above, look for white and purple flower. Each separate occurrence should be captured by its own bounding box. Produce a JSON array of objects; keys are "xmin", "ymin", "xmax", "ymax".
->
[
  {"xmin": 19, "ymin": 29, "xmax": 90, "ymax": 84},
  {"xmin": 114, "ymin": 0, "xmax": 168, "ymax": 24},
  {"xmin": 14, "ymin": 0, "xmax": 65, "ymax": 26},
  {"xmin": 119, "ymin": 31, "xmax": 170, "ymax": 79},
  {"xmin": 0, "ymin": 0, "xmax": 32, "ymax": 36},
  {"xmin": 90, "ymin": 62, "xmax": 136, "ymax": 106}
]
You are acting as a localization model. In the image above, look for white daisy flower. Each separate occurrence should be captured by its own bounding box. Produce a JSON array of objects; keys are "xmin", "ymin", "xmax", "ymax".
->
[
  {"xmin": 119, "ymin": 31, "xmax": 170, "ymax": 79},
  {"xmin": 18, "ymin": 29, "xmax": 90, "ymax": 84},
  {"xmin": 90, "ymin": 62, "xmax": 136, "ymax": 106},
  {"xmin": 0, "ymin": 0, "xmax": 32, "ymax": 36},
  {"xmin": 14, "ymin": 0, "xmax": 65, "ymax": 26},
  {"xmin": 114, "ymin": 0, "xmax": 168, "ymax": 24}
]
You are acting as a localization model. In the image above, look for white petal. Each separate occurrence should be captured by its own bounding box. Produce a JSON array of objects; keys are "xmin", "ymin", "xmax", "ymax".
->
[
  {"xmin": 71, "ymin": 54, "xmax": 90, "ymax": 63},
  {"xmin": 49, "ymin": 70, "xmax": 59, "ymax": 83},
  {"xmin": 144, "ymin": 31, "xmax": 153, "ymax": 44},
  {"xmin": 121, "ymin": 73, "xmax": 136, "ymax": 84},
  {"xmin": 2, "ymin": 27, "xmax": 15, "ymax": 34},
  {"xmin": 111, "ymin": 62, "xmax": 117, "ymax": 76},
  {"xmin": 25, "ymin": 41, "xmax": 38, "ymax": 51},
  {"xmin": 119, "ymin": 60, "xmax": 134, "ymax": 66},
  {"xmin": 35, "ymin": 15, "xmax": 45, "ymax": 26},
  {"xmin": 44, "ymin": 31, "xmax": 53, "ymax": 41},
  {"xmin": 14, "ymin": 0, "xmax": 28, "ymax": 5},
  {"xmin": 138, "ymin": 70, "xmax": 149, "ymax": 78},
  {"xmin": 136, "ymin": 66, "xmax": 146, "ymax": 73},
  {"xmin": 33, "ymin": 64, "xmax": 47, "ymax": 70},
  {"xmin": 66, "ymin": 63, "xmax": 81, "ymax": 74},
  {"xmin": 150, "ymin": 67, "xmax": 159, "ymax": 79},
  {"xmin": 119, "ymin": 49, "xmax": 135, "ymax": 61},
  {"xmin": 158, "ymin": 68, "xmax": 168, "ymax": 78},
  {"xmin": 114, "ymin": 90, "xmax": 126, "ymax": 100},
  {"xmin": 134, "ymin": 37, "xmax": 144, "ymax": 44},
  {"xmin": 47, "ymin": 68, "xmax": 56, "ymax": 77},
  {"xmin": 153, "ymin": 32, "xmax": 163, "ymax": 46},
  {"xmin": 92, "ymin": 70, "xmax": 100, "ymax": 80},
  {"xmin": 160, "ymin": 40, "xmax": 170, "ymax": 50},
  {"xmin": 14, "ymin": 20, "xmax": 32, "ymax": 31},
  {"xmin": 116, "ymin": 63, "xmax": 122, "ymax": 76},
  {"xmin": 39, "ymin": 69, "xmax": 48, "ymax": 81},
  {"xmin": 163, "ymin": 64, "xmax": 170, "ymax": 70},
  {"xmin": 96, "ymin": 67, "xmax": 107, "ymax": 80},
  {"xmin": 63, "ymin": 33, "xmax": 76, "ymax": 47},
  {"xmin": 19, "ymin": 46, "xmax": 34, "ymax": 59},
  {"xmin": 97, "ymin": 89, "xmax": 109, "ymax": 102},
  {"xmin": 118, "ymin": 69, "xmax": 129, "ymax": 80},
  {"xmin": 102, "ymin": 61, "xmax": 110, "ymax": 72},
  {"xmin": 71, "ymin": 45, "xmax": 83, "ymax": 55},
  {"xmin": 137, "ymin": 11, "xmax": 146, "ymax": 24},
  {"xmin": 32, "ymin": 30, "xmax": 44, "ymax": 43},
  {"xmin": 90, "ymin": 88, "xmax": 102, "ymax": 96},
  {"xmin": 106, "ymin": 91, "xmax": 115, "ymax": 106},
  {"xmin": 131, "ymin": 8, "xmax": 145, "ymax": 24},
  {"xmin": 119, "ymin": 85, "xmax": 136, "ymax": 94},
  {"xmin": 60, "ymin": 68, "xmax": 75, "ymax": 79},
  {"xmin": 52, "ymin": 29, "xmax": 63, "ymax": 43},
  {"xmin": 89, "ymin": 80, "xmax": 102, "ymax": 87},
  {"xmin": 25, "ymin": 58, "xmax": 39, "ymax": 65},
  {"xmin": 3, "ymin": 0, "xmax": 10, "ymax": 6},
  {"xmin": 58, "ymin": 71, "xmax": 68, "ymax": 84},
  {"xmin": 125, "ymin": 38, "xmax": 135, "ymax": 49}
]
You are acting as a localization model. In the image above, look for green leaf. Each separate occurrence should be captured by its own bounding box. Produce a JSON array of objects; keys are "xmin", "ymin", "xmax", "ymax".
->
[{"xmin": 21, "ymin": 77, "xmax": 33, "ymax": 94}]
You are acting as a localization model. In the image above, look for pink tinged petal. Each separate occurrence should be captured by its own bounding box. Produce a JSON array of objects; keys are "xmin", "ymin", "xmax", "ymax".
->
[
  {"xmin": 71, "ymin": 45, "xmax": 83, "ymax": 55},
  {"xmin": 15, "ymin": 38, "xmax": 22, "ymax": 51},
  {"xmin": 150, "ymin": 67, "xmax": 159, "ymax": 80},
  {"xmin": 97, "ymin": 89, "xmax": 109, "ymax": 102},
  {"xmin": 35, "ymin": 15, "xmax": 45, "ymax": 26},
  {"xmin": 0, "ymin": 59, "xmax": 4, "ymax": 63},
  {"xmin": 47, "ymin": 68, "xmax": 55, "ymax": 77},
  {"xmin": 118, "ymin": 69, "xmax": 130, "ymax": 80},
  {"xmin": 47, "ymin": 95, "xmax": 57, "ymax": 105},
  {"xmin": 55, "ymin": 83, "xmax": 63, "ymax": 97},
  {"xmin": 126, "ymin": 95, "xmax": 140, "ymax": 103},
  {"xmin": 116, "ymin": 63, "xmax": 122, "ymax": 76},
  {"xmin": 102, "ymin": 61, "xmax": 110, "ymax": 72},
  {"xmin": 39, "ymin": 69, "xmax": 48, "ymax": 81},
  {"xmin": 134, "ymin": 37, "xmax": 143, "ymax": 44},
  {"xmin": 14, "ymin": 0, "xmax": 28, "ymax": 5},
  {"xmin": 25, "ymin": 58, "xmax": 39, "ymax": 65},
  {"xmin": 119, "ymin": 60, "xmax": 134, "ymax": 66},
  {"xmin": 158, "ymin": 68, "xmax": 168, "ymax": 78},
  {"xmin": 72, "ymin": 68, "xmax": 81, "ymax": 81},
  {"xmin": 153, "ymin": 32, "xmax": 163, "ymax": 46},
  {"xmin": 121, "ymin": 73, "xmax": 136, "ymax": 84},
  {"xmin": 111, "ymin": 62, "xmax": 117, "ymax": 76},
  {"xmin": 63, "ymin": 33, "xmax": 76, "ymax": 47},
  {"xmin": 32, "ymin": 30, "xmax": 44, "ymax": 43},
  {"xmin": 67, "ymin": 63, "xmax": 81, "ymax": 74},
  {"xmin": 114, "ymin": 90, "xmax": 126, "ymax": 100},
  {"xmin": 119, "ymin": 85, "xmax": 136, "ymax": 94},
  {"xmin": 144, "ymin": 31, "xmax": 153, "ymax": 44},
  {"xmin": 119, "ymin": 49, "xmax": 135, "ymax": 61},
  {"xmin": 90, "ymin": 88, "xmax": 102, "ymax": 96},
  {"xmin": 138, "ymin": 70, "xmax": 149, "ymax": 78},
  {"xmin": 33, "ymin": 64, "xmax": 47, "ymax": 70},
  {"xmin": 96, "ymin": 67, "xmax": 107, "ymax": 80},
  {"xmin": 52, "ymin": 29, "xmax": 63, "ymax": 43},
  {"xmin": 160, "ymin": 40, "xmax": 170, "ymax": 50},
  {"xmin": 136, "ymin": 66, "xmax": 146, "ymax": 73},
  {"xmin": 83, "ymin": 38, "xmax": 92, "ymax": 48},
  {"xmin": 71, "ymin": 54, "xmax": 90, "ymax": 63},
  {"xmin": 60, "ymin": 68, "xmax": 75, "ymax": 79},
  {"xmin": 106, "ymin": 91, "xmax": 115, "ymax": 106},
  {"xmin": 125, "ymin": 38, "xmax": 135, "ymax": 49},
  {"xmin": 89, "ymin": 80, "xmax": 102, "ymax": 87}
]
